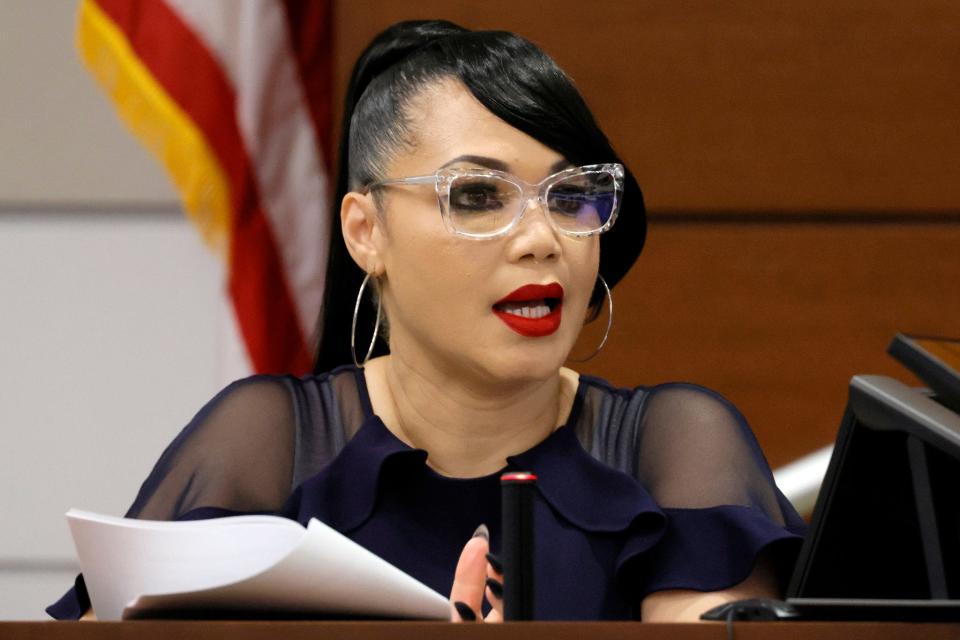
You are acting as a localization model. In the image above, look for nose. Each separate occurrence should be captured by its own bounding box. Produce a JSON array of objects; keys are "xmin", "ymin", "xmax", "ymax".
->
[{"xmin": 508, "ymin": 197, "xmax": 561, "ymax": 263}]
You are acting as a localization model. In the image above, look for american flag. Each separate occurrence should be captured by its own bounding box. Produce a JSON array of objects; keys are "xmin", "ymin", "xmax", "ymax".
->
[{"xmin": 76, "ymin": 0, "xmax": 333, "ymax": 377}]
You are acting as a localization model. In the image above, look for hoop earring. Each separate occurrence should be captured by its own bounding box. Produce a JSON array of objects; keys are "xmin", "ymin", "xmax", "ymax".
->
[
  {"xmin": 351, "ymin": 273, "xmax": 382, "ymax": 368},
  {"xmin": 568, "ymin": 274, "xmax": 613, "ymax": 363}
]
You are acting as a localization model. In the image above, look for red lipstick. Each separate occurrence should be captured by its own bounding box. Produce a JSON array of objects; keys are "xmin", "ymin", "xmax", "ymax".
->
[{"xmin": 492, "ymin": 283, "xmax": 564, "ymax": 337}]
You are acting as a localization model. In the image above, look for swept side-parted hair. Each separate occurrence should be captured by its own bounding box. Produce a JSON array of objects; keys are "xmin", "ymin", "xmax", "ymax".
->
[{"xmin": 314, "ymin": 20, "xmax": 646, "ymax": 374}]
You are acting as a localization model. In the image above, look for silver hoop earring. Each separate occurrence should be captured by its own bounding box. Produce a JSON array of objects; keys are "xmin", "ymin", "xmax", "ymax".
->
[
  {"xmin": 351, "ymin": 273, "xmax": 382, "ymax": 368},
  {"xmin": 568, "ymin": 274, "xmax": 613, "ymax": 363}
]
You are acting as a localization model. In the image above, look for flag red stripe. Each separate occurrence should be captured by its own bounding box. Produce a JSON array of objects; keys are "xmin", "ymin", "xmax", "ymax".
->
[
  {"xmin": 94, "ymin": 0, "xmax": 312, "ymax": 374},
  {"xmin": 230, "ymin": 197, "xmax": 314, "ymax": 374},
  {"xmin": 280, "ymin": 0, "xmax": 335, "ymax": 174}
]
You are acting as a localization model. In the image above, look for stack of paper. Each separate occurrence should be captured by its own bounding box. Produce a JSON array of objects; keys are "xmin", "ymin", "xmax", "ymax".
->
[{"xmin": 66, "ymin": 509, "xmax": 452, "ymax": 620}]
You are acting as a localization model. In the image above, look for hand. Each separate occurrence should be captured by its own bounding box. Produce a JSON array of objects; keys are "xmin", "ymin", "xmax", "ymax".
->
[{"xmin": 449, "ymin": 525, "xmax": 504, "ymax": 622}]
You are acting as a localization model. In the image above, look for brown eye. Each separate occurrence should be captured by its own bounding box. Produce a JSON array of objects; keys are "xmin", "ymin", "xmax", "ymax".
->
[
  {"xmin": 450, "ymin": 181, "xmax": 505, "ymax": 212},
  {"xmin": 548, "ymin": 186, "xmax": 588, "ymax": 215}
]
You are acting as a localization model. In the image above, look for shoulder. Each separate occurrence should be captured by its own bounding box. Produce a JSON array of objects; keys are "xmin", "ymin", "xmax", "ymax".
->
[
  {"xmin": 635, "ymin": 381, "xmax": 759, "ymax": 456},
  {"xmin": 127, "ymin": 367, "xmax": 364, "ymax": 520},
  {"xmin": 577, "ymin": 375, "xmax": 752, "ymax": 441},
  {"xmin": 575, "ymin": 374, "xmax": 751, "ymax": 445},
  {"xmin": 183, "ymin": 368, "xmax": 362, "ymax": 467},
  {"xmin": 205, "ymin": 373, "xmax": 299, "ymax": 419},
  {"xmin": 125, "ymin": 374, "xmax": 299, "ymax": 519},
  {"xmin": 200, "ymin": 365, "xmax": 365, "ymax": 432},
  {"xmin": 152, "ymin": 373, "xmax": 305, "ymax": 484},
  {"xmin": 201, "ymin": 365, "xmax": 367, "ymax": 470},
  {"xmin": 574, "ymin": 375, "xmax": 773, "ymax": 504},
  {"xmin": 159, "ymin": 374, "xmax": 298, "ymax": 460},
  {"xmin": 635, "ymin": 382, "xmax": 767, "ymax": 499}
]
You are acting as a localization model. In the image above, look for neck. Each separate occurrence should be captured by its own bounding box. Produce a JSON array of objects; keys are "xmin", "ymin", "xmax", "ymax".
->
[{"xmin": 364, "ymin": 353, "xmax": 576, "ymax": 478}]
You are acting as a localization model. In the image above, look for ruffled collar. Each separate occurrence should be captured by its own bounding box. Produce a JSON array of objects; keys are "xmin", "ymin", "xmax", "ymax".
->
[{"xmin": 306, "ymin": 366, "xmax": 665, "ymax": 542}]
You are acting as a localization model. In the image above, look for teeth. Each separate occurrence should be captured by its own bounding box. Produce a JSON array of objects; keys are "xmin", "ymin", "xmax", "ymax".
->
[{"xmin": 498, "ymin": 301, "xmax": 552, "ymax": 319}]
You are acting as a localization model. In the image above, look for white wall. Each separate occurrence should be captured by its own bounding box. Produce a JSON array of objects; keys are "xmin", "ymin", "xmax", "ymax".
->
[
  {"xmin": 0, "ymin": 1, "xmax": 177, "ymax": 204},
  {"xmin": 0, "ymin": 1, "xmax": 222, "ymax": 618}
]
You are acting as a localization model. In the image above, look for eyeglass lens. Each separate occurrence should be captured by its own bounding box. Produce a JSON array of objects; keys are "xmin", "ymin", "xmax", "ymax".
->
[{"xmin": 447, "ymin": 169, "xmax": 617, "ymax": 236}]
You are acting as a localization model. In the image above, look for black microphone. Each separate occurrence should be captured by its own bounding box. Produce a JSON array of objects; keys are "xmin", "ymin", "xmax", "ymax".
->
[{"xmin": 500, "ymin": 471, "xmax": 536, "ymax": 620}]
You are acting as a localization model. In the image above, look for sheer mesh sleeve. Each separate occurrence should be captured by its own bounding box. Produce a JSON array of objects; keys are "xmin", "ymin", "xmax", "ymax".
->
[
  {"xmin": 635, "ymin": 384, "xmax": 786, "ymax": 515},
  {"xmin": 124, "ymin": 376, "xmax": 298, "ymax": 520},
  {"xmin": 633, "ymin": 383, "xmax": 805, "ymax": 596},
  {"xmin": 577, "ymin": 379, "xmax": 806, "ymax": 599}
]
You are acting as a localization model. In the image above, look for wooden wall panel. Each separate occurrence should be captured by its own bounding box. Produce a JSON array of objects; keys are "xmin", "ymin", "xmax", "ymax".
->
[
  {"xmin": 573, "ymin": 222, "xmax": 960, "ymax": 467},
  {"xmin": 333, "ymin": 0, "xmax": 960, "ymax": 213}
]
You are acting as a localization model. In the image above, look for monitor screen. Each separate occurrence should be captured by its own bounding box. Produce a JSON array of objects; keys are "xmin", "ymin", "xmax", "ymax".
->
[{"xmin": 787, "ymin": 375, "xmax": 960, "ymax": 614}]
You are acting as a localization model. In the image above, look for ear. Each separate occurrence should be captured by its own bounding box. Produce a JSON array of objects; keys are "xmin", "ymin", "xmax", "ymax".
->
[{"xmin": 341, "ymin": 191, "xmax": 385, "ymax": 275}]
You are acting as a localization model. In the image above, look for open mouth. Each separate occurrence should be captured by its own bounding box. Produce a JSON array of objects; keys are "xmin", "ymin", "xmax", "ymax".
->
[
  {"xmin": 492, "ymin": 283, "xmax": 564, "ymax": 337},
  {"xmin": 492, "ymin": 297, "xmax": 562, "ymax": 319}
]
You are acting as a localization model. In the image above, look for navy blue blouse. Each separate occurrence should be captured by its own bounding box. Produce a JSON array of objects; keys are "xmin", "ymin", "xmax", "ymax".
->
[{"xmin": 48, "ymin": 365, "xmax": 806, "ymax": 620}]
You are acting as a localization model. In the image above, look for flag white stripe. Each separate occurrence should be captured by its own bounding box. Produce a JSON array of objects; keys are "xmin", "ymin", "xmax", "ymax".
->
[{"xmin": 165, "ymin": 0, "xmax": 329, "ymax": 345}]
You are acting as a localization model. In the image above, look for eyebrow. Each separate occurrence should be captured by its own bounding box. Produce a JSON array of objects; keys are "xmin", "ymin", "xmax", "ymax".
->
[{"xmin": 438, "ymin": 155, "xmax": 573, "ymax": 175}]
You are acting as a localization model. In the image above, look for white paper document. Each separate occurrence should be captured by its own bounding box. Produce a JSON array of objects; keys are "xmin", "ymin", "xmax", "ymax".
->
[{"xmin": 66, "ymin": 509, "xmax": 452, "ymax": 621}]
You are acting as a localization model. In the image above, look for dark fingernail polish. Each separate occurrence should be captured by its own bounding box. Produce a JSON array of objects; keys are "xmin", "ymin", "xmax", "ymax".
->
[
  {"xmin": 485, "ymin": 552, "xmax": 503, "ymax": 574},
  {"xmin": 454, "ymin": 601, "xmax": 476, "ymax": 621},
  {"xmin": 485, "ymin": 577, "xmax": 503, "ymax": 599},
  {"xmin": 472, "ymin": 523, "xmax": 489, "ymax": 541}
]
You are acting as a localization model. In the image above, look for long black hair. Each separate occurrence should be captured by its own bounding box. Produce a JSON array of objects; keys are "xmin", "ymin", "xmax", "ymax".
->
[{"xmin": 313, "ymin": 20, "xmax": 646, "ymax": 374}]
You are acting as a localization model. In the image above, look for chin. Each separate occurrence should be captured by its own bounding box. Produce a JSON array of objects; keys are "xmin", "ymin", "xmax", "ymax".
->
[{"xmin": 474, "ymin": 340, "xmax": 570, "ymax": 385}]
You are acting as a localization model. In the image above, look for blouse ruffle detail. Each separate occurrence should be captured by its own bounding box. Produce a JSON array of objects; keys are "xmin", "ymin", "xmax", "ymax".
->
[
  {"xmin": 282, "ymin": 411, "xmax": 667, "ymax": 546},
  {"xmin": 628, "ymin": 504, "xmax": 806, "ymax": 599}
]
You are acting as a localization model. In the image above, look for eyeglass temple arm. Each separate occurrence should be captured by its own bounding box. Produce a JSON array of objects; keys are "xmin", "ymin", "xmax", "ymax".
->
[{"xmin": 362, "ymin": 175, "xmax": 437, "ymax": 193}]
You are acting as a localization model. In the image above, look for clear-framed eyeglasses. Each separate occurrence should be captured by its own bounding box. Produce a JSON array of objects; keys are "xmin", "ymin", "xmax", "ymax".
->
[{"xmin": 362, "ymin": 163, "xmax": 624, "ymax": 239}]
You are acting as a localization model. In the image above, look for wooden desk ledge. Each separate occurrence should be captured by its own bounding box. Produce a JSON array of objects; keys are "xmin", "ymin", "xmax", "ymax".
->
[{"xmin": 4, "ymin": 621, "xmax": 960, "ymax": 640}]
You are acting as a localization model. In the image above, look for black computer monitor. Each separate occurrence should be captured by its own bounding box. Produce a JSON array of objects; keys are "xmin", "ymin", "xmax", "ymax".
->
[{"xmin": 786, "ymin": 375, "xmax": 960, "ymax": 620}]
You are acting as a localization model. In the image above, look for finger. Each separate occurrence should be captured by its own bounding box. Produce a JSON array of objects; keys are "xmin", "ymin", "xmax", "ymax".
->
[
  {"xmin": 485, "ymin": 576, "xmax": 503, "ymax": 600},
  {"xmin": 453, "ymin": 601, "xmax": 477, "ymax": 622},
  {"xmin": 485, "ymin": 576, "xmax": 504, "ymax": 622},
  {"xmin": 484, "ymin": 552, "xmax": 504, "ymax": 621},
  {"xmin": 485, "ymin": 552, "xmax": 503, "ymax": 579},
  {"xmin": 449, "ymin": 532, "xmax": 489, "ymax": 622}
]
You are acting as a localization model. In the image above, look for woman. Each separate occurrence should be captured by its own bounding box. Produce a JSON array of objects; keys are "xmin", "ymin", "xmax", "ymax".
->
[{"xmin": 49, "ymin": 20, "xmax": 805, "ymax": 622}]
